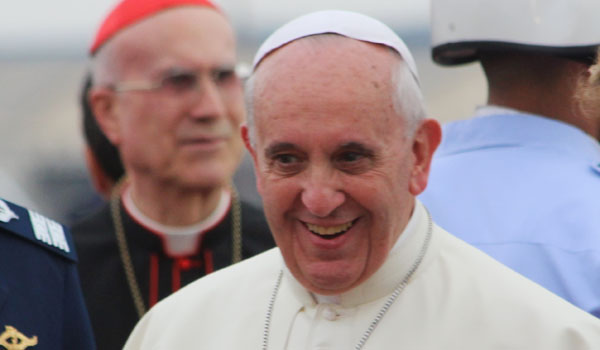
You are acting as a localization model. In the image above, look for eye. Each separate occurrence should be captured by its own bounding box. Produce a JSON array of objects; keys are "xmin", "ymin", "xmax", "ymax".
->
[
  {"xmin": 161, "ymin": 72, "xmax": 197, "ymax": 92},
  {"xmin": 212, "ymin": 69, "xmax": 237, "ymax": 84},
  {"xmin": 338, "ymin": 152, "xmax": 363, "ymax": 163},
  {"xmin": 275, "ymin": 154, "xmax": 299, "ymax": 164},
  {"xmin": 333, "ymin": 146, "xmax": 374, "ymax": 174},
  {"xmin": 269, "ymin": 153, "xmax": 304, "ymax": 176}
]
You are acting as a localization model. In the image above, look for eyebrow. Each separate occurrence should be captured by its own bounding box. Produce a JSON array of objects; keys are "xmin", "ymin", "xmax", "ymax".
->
[
  {"xmin": 264, "ymin": 142, "xmax": 297, "ymax": 158},
  {"xmin": 159, "ymin": 63, "xmax": 236, "ymax": 75},
  {"xmin": 338, "ymin": 142, "xmax": 375, "ymax": 156}
]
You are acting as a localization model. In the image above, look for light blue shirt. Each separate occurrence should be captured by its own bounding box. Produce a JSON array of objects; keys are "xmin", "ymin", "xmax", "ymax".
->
[{"xmin": 420, "ymin": 110, "xmax": 600, "ymax": 316}]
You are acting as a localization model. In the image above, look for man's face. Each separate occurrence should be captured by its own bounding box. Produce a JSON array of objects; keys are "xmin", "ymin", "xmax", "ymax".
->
[
  {"xmin": 247, "ymin": 38, "xmax": 426, "ymax": 295},
  {"xmin": 103, "ymin": 7, "xmax": 244, "ymax": 190}
]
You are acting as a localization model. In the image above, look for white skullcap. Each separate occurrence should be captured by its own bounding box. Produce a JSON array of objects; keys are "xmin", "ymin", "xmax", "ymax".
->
[{"xmin": 252, "ymin": 10, "xmax": 419, "ymax": 81}]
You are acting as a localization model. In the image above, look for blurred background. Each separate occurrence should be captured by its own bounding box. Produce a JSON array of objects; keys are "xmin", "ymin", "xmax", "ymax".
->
[{"xmin": 0, "ymin": 0, "xmax": 486, "ymax": 225}]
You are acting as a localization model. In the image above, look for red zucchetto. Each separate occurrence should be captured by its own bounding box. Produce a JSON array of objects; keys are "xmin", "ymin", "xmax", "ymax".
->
[{"xmin": 89, "ymin": 0, "xmax": 218, "ymax": 55}]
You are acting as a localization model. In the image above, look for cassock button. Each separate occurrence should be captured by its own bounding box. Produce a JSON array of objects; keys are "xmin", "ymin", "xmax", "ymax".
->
[
  {"xmin": 179, "ymin": 258, "xmax": 192, "ymax": 269},
  {"xmin": 178, "ymin": 258, "xmax": 202, "ymax": 270},
  {"xmin": 323, "ymin": 306, "xmax": 339, "ymax": 321}
]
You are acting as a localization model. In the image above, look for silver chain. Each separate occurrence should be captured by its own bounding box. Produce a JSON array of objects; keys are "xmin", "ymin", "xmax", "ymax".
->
[
  {"xmin": 262, "ymin": 270, "xmax": 283, "ymax": 350},
  {"xmin": 230, "ymin": 184, "xmax": 243, "ymax": 264},
  {"xmin": 262, "ymin": 210, "xmax": 433, "ymax": 350}
]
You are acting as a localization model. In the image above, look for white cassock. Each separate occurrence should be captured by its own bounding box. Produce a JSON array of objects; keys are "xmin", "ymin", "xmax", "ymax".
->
[{"xmin": 124, "ymin": 201, "xmax": 600, "ymax": 349}]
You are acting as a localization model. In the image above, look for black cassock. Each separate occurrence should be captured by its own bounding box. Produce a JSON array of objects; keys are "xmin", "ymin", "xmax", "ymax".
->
[{"xmin": 72, "ymin": 198, "xmax": 274, "ymax": 350}]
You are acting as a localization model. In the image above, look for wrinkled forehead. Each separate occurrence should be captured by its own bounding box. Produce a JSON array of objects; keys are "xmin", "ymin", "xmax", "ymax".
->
[
  {"xmin": 251, "ymin": 37, "xmax": 404, "ymax": 136},
  {"xmin": 255, "ymin": 35, "xmax": 397, "ymax": 90}
]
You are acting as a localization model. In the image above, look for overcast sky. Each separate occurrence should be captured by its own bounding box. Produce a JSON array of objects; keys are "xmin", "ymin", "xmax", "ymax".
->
[{"xmin": 0, "ymin": 0, "xmax": 429, "ymax": 55}]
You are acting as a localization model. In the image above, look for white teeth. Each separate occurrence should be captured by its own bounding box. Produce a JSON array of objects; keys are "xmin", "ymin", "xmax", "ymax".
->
[{"xmin": 306, "ymin": 221, "xmax": 353, "ymax": 236}]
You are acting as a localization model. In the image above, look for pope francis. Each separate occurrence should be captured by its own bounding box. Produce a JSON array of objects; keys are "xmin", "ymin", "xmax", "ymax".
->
[{"xmin": 124, "ymin": 10, "xmax": 600, "ymax": 349}]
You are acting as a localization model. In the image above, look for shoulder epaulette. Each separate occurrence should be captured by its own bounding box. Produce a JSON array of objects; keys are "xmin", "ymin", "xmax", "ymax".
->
[{"xmin": 0, "ymin": 198, "xmax": 77, "ymax": 262}]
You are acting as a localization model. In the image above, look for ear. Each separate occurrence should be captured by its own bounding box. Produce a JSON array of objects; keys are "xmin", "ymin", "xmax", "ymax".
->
[
  {"xmin": 408, "ymin": 118, "xmax": 442, "ymax": 196},
  {"xmin": 241, "ymin": 124, "xmax": 263, "ymax": 194},
  {"xmin": 89, "ymin": 87, "xmax": 121, "ymax": 145},
  {"xmin": 84, "ymin": 146, "xmax": 115, "ymax": 200}
]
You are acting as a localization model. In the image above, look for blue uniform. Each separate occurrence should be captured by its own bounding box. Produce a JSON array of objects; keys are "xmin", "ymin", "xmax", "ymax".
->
[
  {"xmin": 0, "ymin": 197, "xmax": 95, "ymax": 349},
  {"xmin": 420, "ymin": 110, "xmax": 600, "ymax": 316}
]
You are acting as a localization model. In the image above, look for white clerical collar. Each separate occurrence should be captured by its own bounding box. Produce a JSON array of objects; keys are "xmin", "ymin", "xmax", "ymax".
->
[
  {"xmin": 311, "ymin": 201, "xmax": 422, "ymax": 305},
  {"xmin": 123, "ymin": 186, "xmax": 230, "ymax": 236},
  {"xmin": 122, "ymin": 186, "xmax": 231, "ymax": 256}
]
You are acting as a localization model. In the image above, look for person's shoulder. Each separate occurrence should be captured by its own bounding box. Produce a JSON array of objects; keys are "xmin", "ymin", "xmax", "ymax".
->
[
  {"xmin": 433, "ymin": 224, "xmax": 600, "ymax": 320},
  {"xmin": 428, "ymin": 226, "xmax": 600, "ymax": 347},
  {"xmin": 434, "ymin": 223, "xmax": 540, "ymax": 281},
  {"xmin": 125, "ymin": 248, "xmax": 281, "ymax": 348},
  {"xmin": 0, "ymin": 197, "xmax": 77, "ymax": 262}
]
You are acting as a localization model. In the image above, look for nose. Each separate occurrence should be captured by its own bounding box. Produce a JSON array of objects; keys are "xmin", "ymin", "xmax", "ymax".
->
[
  {"xmin": 189, "ymin": 76, "xmax": 226, "ymax": 120},
  {"xmin": 300, "ymin": 174, "xmax": 346, "ymax": 218}
]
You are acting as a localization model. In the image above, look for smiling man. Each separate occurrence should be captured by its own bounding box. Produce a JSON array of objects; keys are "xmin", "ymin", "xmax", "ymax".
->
[
  {"xmin": 124, "ymin": 10, "xmax": 600, "ymax": 349},
  {"xmin": 71, "ymin": 0, "xmax": 274, "ymax": 349},
  {"xmin": 247, "ymin": 33, "xmax": 429, "ymax": 296}
]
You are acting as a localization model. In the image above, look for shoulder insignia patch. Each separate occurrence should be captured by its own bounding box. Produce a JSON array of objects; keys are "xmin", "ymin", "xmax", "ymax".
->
[
  {"xmin": 28, "ymin": 210, "xmax": 70, "ymax": 253},
  {"xmin": 0, "ymin": 198, "xmax": 75, "ymax": 261}
]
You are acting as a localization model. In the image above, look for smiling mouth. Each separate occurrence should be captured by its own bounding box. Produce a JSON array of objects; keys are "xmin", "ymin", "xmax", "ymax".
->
[{"xmin": 305, "ymin": 219, "xmax": 357, "ymax": 239}]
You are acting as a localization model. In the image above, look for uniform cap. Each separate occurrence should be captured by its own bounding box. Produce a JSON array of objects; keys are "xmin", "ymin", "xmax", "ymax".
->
[
  {"xmin": 252, "ymin": 10, "xmax": 419, "ymax": 82},
  {"xmin": 431, "ymin": 0, "xmax": 600, "ymax": 65},
  {"xmin": 90, "ymin": 0, "xmax": 218, "ymax": 55}
]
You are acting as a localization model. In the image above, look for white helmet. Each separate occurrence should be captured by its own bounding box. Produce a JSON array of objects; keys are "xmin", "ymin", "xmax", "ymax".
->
[{"xmin": 431, "ymin": 0, "xmax": 600, "ymax": 65}]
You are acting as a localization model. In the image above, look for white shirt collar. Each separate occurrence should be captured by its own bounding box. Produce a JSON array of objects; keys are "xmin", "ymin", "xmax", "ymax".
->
[{"xmin": 474, "ymin": 104, "xmax": 524, "ymax": 118}]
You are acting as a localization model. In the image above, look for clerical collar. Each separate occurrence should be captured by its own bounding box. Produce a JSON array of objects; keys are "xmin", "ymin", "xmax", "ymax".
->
[
  {"xmin": 122, "ymin": 185, "xmax": 231, "ymax": 256},
  {"xmin": 311, "ymin": 202, "xmax": 422, "ymax": 305}
]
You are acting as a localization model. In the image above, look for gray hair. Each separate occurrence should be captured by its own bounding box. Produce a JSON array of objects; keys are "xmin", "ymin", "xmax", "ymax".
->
[
  {"xmin": 90, "ymin": 42, "xmax": 122, "ymax": 87},
  {"xmin": 244, "ymin": 34, "xmax": 426, "ymax": 146}
]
